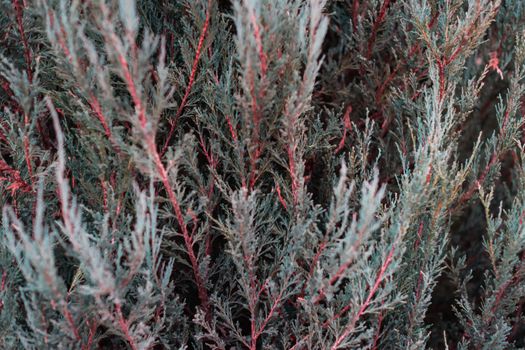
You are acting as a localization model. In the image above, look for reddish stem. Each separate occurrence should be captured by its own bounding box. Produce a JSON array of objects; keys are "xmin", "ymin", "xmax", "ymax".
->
[
  {"xmin": 115, "ymin": 302, "xmax": 138, "ymax": 350},
  {"xmin": 13, "ymin": 0, "xmax": 32, "ymax": 83},
  {"xmin": 413, "ymin": 220, "xmax": 424, "ymax": 250},
  {"xmin": 150, "ymin": 136, "xmax": 210, "ymax": 312},
  {"xmin": 446, "ymin": 0, "xmax": 483, "ymax": 67},
  {"xmin": 371, "ymin": 307, "xmax": 385, "ymax": 350},
  {"xmin": 331, "ymin": 245, "xmax": 395, "ymax": 349},
  {"xmin": 491, "ymin": 263, "xmax": 524, "ymax": 316},
  {"xmin": 437, "ymin": 58, "xmax": 446, "ymax": 102},
  {"xmin": 300, "ymin": 238, "xmax": 329, "ymax": 300},
  {"xmin": 0, "ymin": 269, "xmax": 6, "ymax": 312},
  {"xmin": 62, "ymin": 304, "xmax": 82, "ymax": 343},
  {"xmin": 11, "ymin": 1, "xmax": 35, "ymax": 186},
  {"xmin": 23, "ymin": 113, "xmax": 33, "ymax": 183},
  {"xmin": 275, "ymin": 183, "xmax": 287, "ymax": 209},
  {"xmin": 248, "ymin": 8, "xmax": 268, "ymax": 76},
  {"xmin": 375, "ymin": 42, "xmax": 421, "ymax": 104},
  {"xmin": 1, "ymin": 76, "xmax": 23, "ymax": 115},
  {"xmin": 101, "ymin": 178, "xmax": 108, "ymax": 213},
  {"xmin": 408, "ymin": 270, "xmax": 424, "ymax": 326},
  {"xmin": 0, "ymin": 158, "xmax": 32, "ymax": 194},
  {"xmin": 335, "ymin": 106, "xmax": 352, "ymax": 154},
  {"xmin": 352, "ymin": 0, "xmax": 360, "ymax": 32},
  {"xmin": 251, "ymin": 283, "xmax": 286, "ymax": 348},
  {"xmin": 85, "ymin": 319, "xmax": 97, "ymax": 350},
  {"xmin": 314, "ymin": 213, "xmax": 368, "ymax": 305},
  {"xmin": 366, "ymin": 0, "xmax": 391, "ymax": 59},
  {"xmin": 118, "ymin": 52, "xmax": 147, "ymax": 129},
  {"xmin": 287, "ymin": 145, "xmax": 299, "ymax": 205},
  {"xmin": 457, "ymin": 147, "xmax": 498, "ymax": 206},
  {"xmin": 161, "ymin": 3, "xmax": 211, "ymax": 156},
  {"xmin": 0, "ymin": 270, "xmax": 6, "ymax": 291},
  {"xmin": 374, "ymin": 10, "xmax": 437, "ymax": 106},
  {"xmin": 88, "ymin": 94, "xmax": 113, "ymax": 140},
  {"xmin": 225, "ymin": 114, "xmax": 238, "ymax": 142},
  {"xmin": 247, "ymin": 65, "xmax": 263, "ymax": 190},
  {"xmin": 509, "ymin": 298, "xmax": 524, "ymax": 342},
  {"xmin": 50, "ymin": 12, "xmax": 121, "ymax": 154}
]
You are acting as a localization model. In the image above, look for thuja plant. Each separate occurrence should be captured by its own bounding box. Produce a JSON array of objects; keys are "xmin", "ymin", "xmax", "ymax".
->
[{"xmin": 0, "ymin": 0, "xmax": 524, "ymax": 349}]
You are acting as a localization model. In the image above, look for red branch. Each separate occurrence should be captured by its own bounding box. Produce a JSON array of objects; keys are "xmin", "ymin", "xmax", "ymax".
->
[
  {"xmin": 150, "ymin": 135, "xmax": 210, "ymax": 312},
  {"xmin": 371, "ymin": 306, "xmax": 385, "ymax": 350},
  {"xmin": 243, "ymin": 4, "xmax": 271, "ymax": 190},
  {"xmin": 446, "ymin": 0, "xmax": 483, "ymax": 68},
  {"xmin": 453, "ymin": 40, "xmax": 513, "ymax": 209},
  {"xmin": 88, "ymin": 93, "xmax": 112, "ymax": 139},
  {"xmin": 0, "ymin": 270, "xmax": 5, "ymax": 313},
  {"xmin": 1, "ymin": 76, "xmax": 23, "ymax": 115},
  {"xmin": 352, "ymin": 0, "xmax": 360, "ymax": 32},
  {"xmin": 115, "ymin": 302, "xmax": 138, "ymax": 350},
  {"xmin": 509, "ymin": 297, "xmax": 524, "ymax": 342},
  {"xmin": 225, "ymin": 114, "xmax": 238, "ymax": 141},
  {"xmin": 437, "ymin": 58, "xmax": 446, "ymax": 102},
  {"xmin": 374, "ymin": 10, "xmax": 438, "ymax": 105},
  {"xmin": 101, "ymin": 178, "xmax": 108, "ymax": 213},
  {"xmin": 275, "ymin": 183, "xmax": 287, "ymax": 209},
  {"xmin": 247, "ymin": 66, "xmax": 263, "ymax": 190},
  {"xmin": 88, "ymin": 93, "xmax": 122, "ymax": 153},
  {"xmin": 299, "ymin": 238, "xmax": 329, "ymax": 301},
  {"xmin": 491, "ymin": 265, "xmax": 524, "ymax": 315},
  {"xmin": 413, "ymin": 220, "xmax": 424, "ymax": 250},
  {"xmin": 50, "ymin": 12, "xmax": 120, "ymax": 154},
  {"xmin": 12, "ymin": 1, "xmax": 34, "ymax": 184},
  {"xmin": 471, "ymin": 262, "xmax": 525, "ymax": 348},
  {"xmin": 85, "ymin": 319, "xmax": 97, "ymax": 350},
  {"xmin": 118, "ymin": 52, "xmax": 147, "ymax": 129},
  {"xmin": 287, "ymin": 145, "xmax": 299, "ymax": 205},
  {"xmin": 313, "ymin": 212, "xmax": 369, "ymax": 305},
  {"xmin": 335, "ymin": 105, "xmax": 352, "ymax": 154},
  {"xmin": 250, "ymin": 280, "xmax": 287, "ymax": 349},
  {"xmin": 375, "ymin": 42, "xmax": 421, "ymax": 104},
  {"xmin": 366, "ymin": 0, "xmax": 391, "ymax": 59},
  {"xmin": 457, "ymin": 140, "xmax": 499, "ymax": 207},
  {"xmin": 0, "ymin": 158, "xmax": 32, "ymax": 194},
  {"xmin": 248, "ymin": 9, "xmax": 268, "ymax": 76},
  {"xmin": 0, "ymin": 270, "xmax": 6, "ymax": 291},
  {"xmin": 199, "ymin": 133, "xmax": 218, "ymax": 170},
  {"xmin": 62, "ymin": 305, "xmax": 81, "ymax": 342},
  {"xmin": 330, "ymin": 245, "xmax": 395, "ymax": 349},
  {"xmin": 488, "ymin": 51, "xmax": 503, "ymax": 79},
  {"xmin": 161, "ymin": 4, "xmax": 211, "ymax": 156},
  {"xmin": 407, "ymin": 270, "xmax": 425, "ymax": 330},
  {"xmin": 23, "ymin": 113, "xmax": 33, "ymax": 184},
  {"xmin": 13, "ymin": 0, "xmax": 32, "ymax": 83}
]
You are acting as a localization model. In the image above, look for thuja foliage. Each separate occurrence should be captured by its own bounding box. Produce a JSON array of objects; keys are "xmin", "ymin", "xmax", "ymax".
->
[{"xmin": 0, "ymin": 0, "xmax": 525, "ymax": 348}]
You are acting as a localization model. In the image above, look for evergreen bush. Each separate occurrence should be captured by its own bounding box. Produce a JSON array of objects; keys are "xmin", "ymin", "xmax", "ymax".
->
[{"xmin": 0, "ymin": 0, "xmax": 524, "ymax": 348}]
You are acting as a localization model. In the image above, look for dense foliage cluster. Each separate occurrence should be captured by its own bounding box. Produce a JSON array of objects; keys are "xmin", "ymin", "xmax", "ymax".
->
[{"xmin": 0, "ymin": 0, "xmax": 524, "ymax": 349}]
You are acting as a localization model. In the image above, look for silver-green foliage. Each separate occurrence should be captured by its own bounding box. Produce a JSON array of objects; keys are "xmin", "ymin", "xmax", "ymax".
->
[{"xmin": 0, "ymin": 0, "xmax": 524, "ymax": 349}]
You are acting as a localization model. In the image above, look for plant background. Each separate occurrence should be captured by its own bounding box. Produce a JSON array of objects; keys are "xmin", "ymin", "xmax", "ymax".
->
[{"xmin": 0, "ymin": 0, "xmax": 524, "ymax": 349}]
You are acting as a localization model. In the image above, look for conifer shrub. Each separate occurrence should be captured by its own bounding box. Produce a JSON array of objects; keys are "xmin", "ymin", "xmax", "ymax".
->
[{"xmin": 0, "ymin": 0, "xmax": 524, "ymax": 348}]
